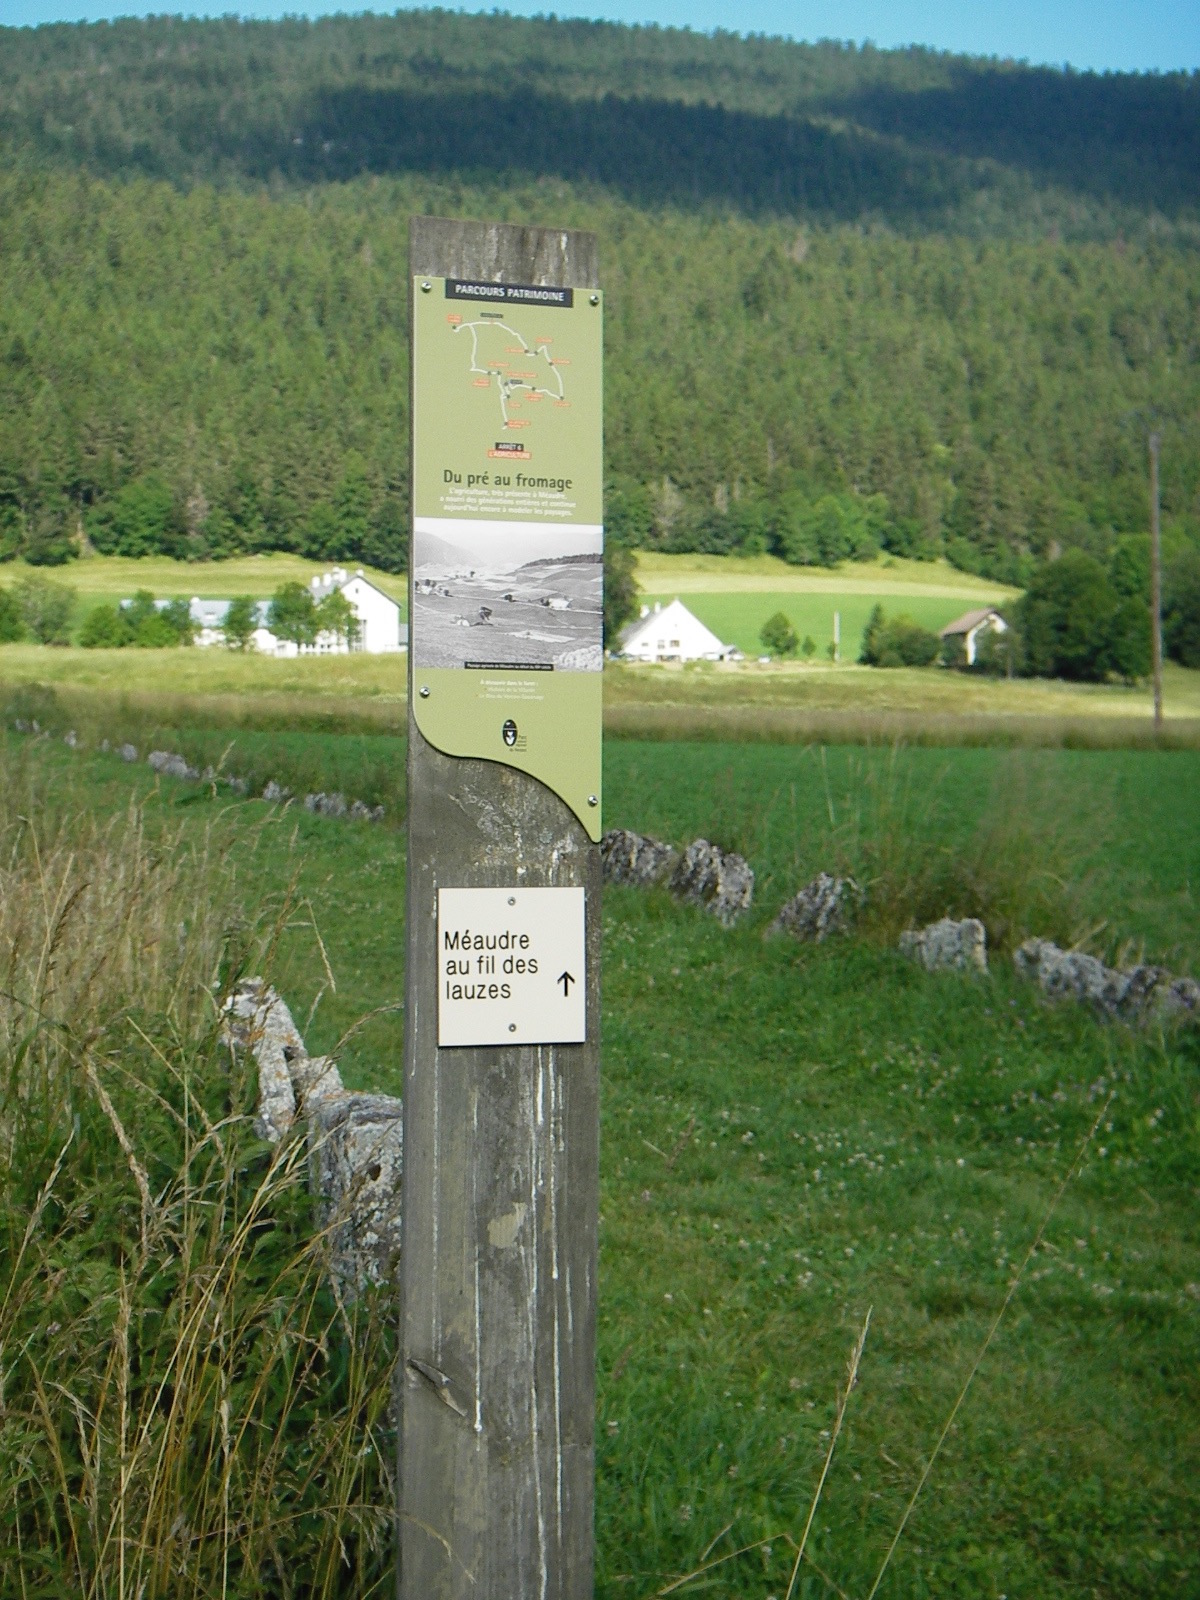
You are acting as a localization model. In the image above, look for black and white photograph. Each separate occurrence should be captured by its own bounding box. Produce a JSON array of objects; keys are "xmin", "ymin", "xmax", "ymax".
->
[{"xmin": 412, "ymin": 517, "xmax": 603, "ymax": 671}]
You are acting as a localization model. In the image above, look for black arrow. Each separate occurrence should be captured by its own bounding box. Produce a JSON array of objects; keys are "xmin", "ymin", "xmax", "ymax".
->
[{"xmin": 557, "ymin": 971, "xmax": 575, "ymax": 997}]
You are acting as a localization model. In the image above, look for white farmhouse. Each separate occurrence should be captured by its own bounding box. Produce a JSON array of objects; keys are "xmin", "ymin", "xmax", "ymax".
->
[
  {"xmin": 939, "ymin": 607, "xmax": 1007, "ymax": 666},
  {"xmin": 307, "ymin": 567, "xmax": 403, "ymax": 653},
  {"xmin": 188, "ymin": 567, "xmax": 405, "ymax": 655},
  {"xmin": 616, "ymin": 598, "xmax": 739, "ymax": 663}
]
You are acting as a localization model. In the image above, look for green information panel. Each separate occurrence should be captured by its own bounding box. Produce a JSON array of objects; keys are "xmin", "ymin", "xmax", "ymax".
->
[{"xmin": 411, "ymin": 276, "xmax": 604, "ymax": 838}]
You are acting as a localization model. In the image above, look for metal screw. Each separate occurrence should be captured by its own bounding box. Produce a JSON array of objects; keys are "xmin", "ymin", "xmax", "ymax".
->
[
  {"xmin": 420, "ymin": 280, "xmax": 432, "ymax": 293},
  {"xmin": 507, "ymin": 896, "xmax": 516, "ymax": 905},
  {"xmin": 589, "ymin": 293, "xmax": 600, "ymax": 305},
  {"xmin": 508, "ymin": 1023, "xmax": 517, "ymax": 1033},
  {"xmin": 419, "ymin": 685, "xmax": 431, "ymax": 698},
  {"xmin": 587, "ymin": 795, "xmax": 599, "ymax": 807}
]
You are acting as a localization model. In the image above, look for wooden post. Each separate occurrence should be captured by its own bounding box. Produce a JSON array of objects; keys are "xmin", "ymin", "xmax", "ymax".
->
[
  {"xmin": 399, "ymin": 219, "xmax": 600, "ymax": 1599},
  {"xmin": 1149, "ymin": 429, "xmax": 1163, "ymax": 733}
]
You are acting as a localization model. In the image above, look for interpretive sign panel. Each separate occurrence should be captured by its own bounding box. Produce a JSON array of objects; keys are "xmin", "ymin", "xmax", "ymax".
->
[
  {"xmin": 437, "ymin": 886, "xmax": 587, "ymax": 1047},
  {"xmin": 411, "ymin": 276, "xmax": 604, "ymax": 838}
]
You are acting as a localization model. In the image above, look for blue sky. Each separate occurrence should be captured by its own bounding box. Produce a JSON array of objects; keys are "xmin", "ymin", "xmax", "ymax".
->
[{"xmin": 1, "ymin": 0, "xmax": 1197, "ymax": 73}]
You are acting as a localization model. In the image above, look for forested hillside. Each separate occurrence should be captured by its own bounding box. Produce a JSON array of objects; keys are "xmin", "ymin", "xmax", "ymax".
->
[{"xmin": 0, "ymin": 10, "xmax": 1197, "ymax": 578}]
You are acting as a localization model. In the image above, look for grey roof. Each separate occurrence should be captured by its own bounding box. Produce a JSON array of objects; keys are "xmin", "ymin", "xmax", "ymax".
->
[{"xmin": 939, "ymin": 607, "xmax": 1002, "ymax": 638}]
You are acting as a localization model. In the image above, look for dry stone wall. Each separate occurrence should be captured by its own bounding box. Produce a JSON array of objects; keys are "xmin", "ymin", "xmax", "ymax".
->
[{"xmin": 222, "ymin": 979, "xmax": 403, "ymax": 1294}]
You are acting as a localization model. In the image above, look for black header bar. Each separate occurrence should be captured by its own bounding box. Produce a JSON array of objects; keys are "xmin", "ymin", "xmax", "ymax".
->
[{"xmin": 446, "ymin": 279, "xmax": 574, "ymax": 308}]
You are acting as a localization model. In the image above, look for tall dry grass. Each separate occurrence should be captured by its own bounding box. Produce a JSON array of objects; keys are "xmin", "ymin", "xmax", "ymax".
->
[
  {"xmin": 0, "ymin": 749, "xmax": 395, "ymax": 1597},
  {"xmin": 603, "ymin": 701, "xmax": 1200, "ymax": 751},
  {"xmin": 814, "ymin": 746, "xmax": 1099, "ymax": 952}
]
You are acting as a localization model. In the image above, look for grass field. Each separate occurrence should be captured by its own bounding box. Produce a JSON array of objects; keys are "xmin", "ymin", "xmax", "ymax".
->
[
  {"xmin": 6, "ymin": 550, "xmax": 1199, "ymax": 751},
  {"xmin": 632, "ymin": 552, "xmax": 1019, "ymax": 602},
  {"xmin": 5, "ymin": 646, "xmax": 1200, "ymax": 756},
  {"xmin": 2, "ymin": 729, "xmax": 1197, "ymax": 1596},
  {"xmin": 635, "ymin": 551, "xmax": 1019, "ymax": 661},
  {"xmin": 0, "ymin": 552, "xmax": 408, "ymax": 629}
]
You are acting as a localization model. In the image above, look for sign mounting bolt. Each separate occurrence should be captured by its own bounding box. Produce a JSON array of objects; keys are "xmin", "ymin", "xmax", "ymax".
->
[
  {"xmin": 419, "ymin": 685, "xmax": 431, "ymax": 698},
  {"xmin": 589, "ymin": 293, "xmax": 600, "ymax": 305},
  {"xmin": 421, "ymin": 280, "xmax": 432, "ymax": 292},
  {"xmin": 588, "ymin": 795, "xmax": 599, "ymax": 807}
]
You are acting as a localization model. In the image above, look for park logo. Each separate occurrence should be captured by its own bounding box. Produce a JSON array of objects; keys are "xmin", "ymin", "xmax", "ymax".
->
[{"xmin": 502, "ymin": 719, "xmax": 519, "ymax": 748}]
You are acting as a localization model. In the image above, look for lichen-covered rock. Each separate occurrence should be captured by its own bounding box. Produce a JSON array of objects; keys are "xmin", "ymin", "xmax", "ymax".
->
[
  {"xmin": 900, "ymin": 917, "xmax": 988, "ymax": 974},
  {"xmin": 148, "ymin": 750, "xmax": 199, "ymax": 781},
  {"xmin": 262, "ymin": 779, "xmax": 291, "ymax": 804},
  {"xmin": 228, "ymin": 776, "xmax": 250, "ymax": 797},
  {"xmin": 1156, "ymin": 975, "xmax": 1200, "ymax": 1021},
  {"xmin": 307, "ymin": 1093, "xmax": 403, "ymax": 1292},
  {"xmin": 222, "ymin": 978, "xmax": 402, "ymax": 1294},
  {"xmin": 63, "ymin": 729, "xmax": 79, "ymax": 748},
  {"xmin": 668, "ymin": 838, "xmax": 754, "ymax": 926},
  {"xmin": 348, "ymin": 799, "xmax": 385, "ymax": 823},
  {"xmin": 600, "ymin": 828, "xmax": 680, "ymax": 888},
  {"xmin": 768, "ymin": 872, "xmax": 861, "ymax": 942},
  {"xmin": 118, "ymin": 743, "xmax": 139, "ymax": 763},
  {"xmin": 221, "ymin": 978, "xmax": 313, "ymax": 1141},
  {"xmin": 1014, "ymin": 938, "xmax": 1168, "ymax": 1020},
  {"xmin": 305, "ymin": 791, "xmax": 349, "ymax": 818}
]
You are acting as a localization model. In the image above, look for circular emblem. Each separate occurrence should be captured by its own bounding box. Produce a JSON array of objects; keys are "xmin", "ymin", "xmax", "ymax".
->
[{"xmin": 502, "ymin": 719, "xmax": 518, "ymax": 747}]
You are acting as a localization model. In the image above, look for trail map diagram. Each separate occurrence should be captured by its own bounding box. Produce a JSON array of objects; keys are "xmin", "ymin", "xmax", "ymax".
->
[{"xmin": 453, "ymin": 318, "xmax": 565, "ymax": 427}]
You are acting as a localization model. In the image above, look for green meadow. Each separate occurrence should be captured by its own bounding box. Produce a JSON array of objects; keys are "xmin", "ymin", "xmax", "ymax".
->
[
  {"xmin": 1, "ymin": 552, "xmax": 408, "ymax": 627},
  {"xmin": 1, "ymin": 726, "xmax": 1196, "ymax": 1597},
  {"xmin": 635, "ymin": 551, "xmax": 1018, "ymax": 661}
]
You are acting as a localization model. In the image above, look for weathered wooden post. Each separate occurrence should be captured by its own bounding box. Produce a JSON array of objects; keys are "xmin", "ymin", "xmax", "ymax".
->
[{"xmin": 400, "ymin": 218, "xmax": 602, "ymax": 1598}]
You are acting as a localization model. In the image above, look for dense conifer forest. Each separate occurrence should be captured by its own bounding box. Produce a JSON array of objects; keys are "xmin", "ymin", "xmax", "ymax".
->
[{"xmin": 0, "ymin": 9, "xmax": 1197, "ymax": 578}]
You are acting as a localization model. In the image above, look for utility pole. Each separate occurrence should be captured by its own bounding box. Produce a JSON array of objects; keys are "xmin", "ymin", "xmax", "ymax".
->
[
  {"xmin": 1149, "ymin": 430, "xmax": 1163, "ymax": 733},
  {"xmin": 400, "ymin": 218, "xmax": 602, "ymax": 1599}
]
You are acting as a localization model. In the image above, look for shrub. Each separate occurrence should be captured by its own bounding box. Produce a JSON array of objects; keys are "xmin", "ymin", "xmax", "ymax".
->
[
  {"xmin": 603, "ymin": 543, "xmax": 638, "ymax": 645},
  {"xmin": 132, "ymin": 609, "xmax": 181, "ymax": 647},
  {"xmin": 269, "ymin": 581, "xmax": 318, "ymax": 646},
  {"xmin": 160, "ymin": 596, "xmax": 195, "ymax": 644},
  {"xmin": 860, "ymin": 605, "xmax": 940, "ymax": 667},
  {"xmin": 1109, "ymin": 595, "xmax": 1151, "ymax": 684},
  {"xmin": 1164, "ymin": 549, "xmax": 1200, "ymax": 668},
  {"xmin": 79, "ymin": 602, "xmax": 134, "ymax": 648},
  {"xmin": 13, "ymin": 574, "xmax": 75, "ymax": 644},
  {"xmin": 223, "ymin": 594, "xmax": 259, "ymax": 649},
  {"xmin": 0, "ymin": 584, "xmax": 24, "ymax": 641},
  {"xmin": 760, "ymin": 610, "xmax": 798, "ymax": 656},
  {"xmin": 316, "ymin": 587, "xmax": 361, "ymax": 648},
  {"xmin": 1018, "ymin": 550, "xmax": 1121, "ymax": 682}
]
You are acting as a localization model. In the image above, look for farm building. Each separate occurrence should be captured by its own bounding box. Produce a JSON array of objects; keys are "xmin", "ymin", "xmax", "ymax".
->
[
  {"xmin": 615, "ymin": 598, "xmax": 739, "ymax": 663},
  {"xmin": 186, "ymin": 568, "xmax": 405, "ymax": 655},
  {"xmin": 939, "ymin": 607, "xmax": 1008, "ymax": 666},
  {"xmin": 307, "ymin": 568, "xmax": 403, "ymax": 653}
]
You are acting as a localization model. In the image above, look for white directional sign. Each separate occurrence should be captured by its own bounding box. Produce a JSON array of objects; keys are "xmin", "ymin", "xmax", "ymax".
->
[{"xmin": 437, "ymin": 886, "xmax": 587, "ymax": 1047}]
